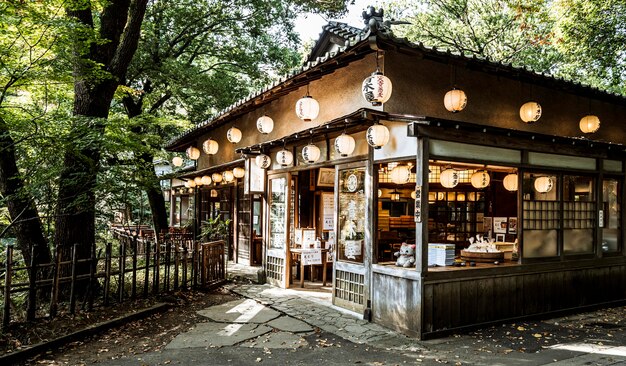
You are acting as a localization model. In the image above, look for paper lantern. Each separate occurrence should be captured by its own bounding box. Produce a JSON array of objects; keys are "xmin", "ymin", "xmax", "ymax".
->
[
  {"xmin": 440, "ymin": 168, "xmax": 459, "ymax": 188},
  {"xmin": 334, "ymin": 133, "xmax": 356, "ymax": 157},
  {"xmin": 185, "ymin": 146, "xmax": 200, "ymax": 160},
  {"xmin": 202, "ymin": 138, "xmax": 219, "ymax": 155},
  {"xmin": 366, "ymin": 123, "xmax": 390, "ymax": 149},
  {"xmin": 378, "ymin": 189, "xmax": 382, "ymax": 198},
  {"xmin": 255, "ymin": 154, "xmax": 271, "ymax": 169},
  {"xmin": 295, "ymin": 96, "xmax": 320, "ymax": 122},
  {"xmin": 276, "ymin": 149, "xmax": 293, "ymax": 166},
  {"xmin": 579, "ymin": 115, "xmax": 600, "ymax": 133},
  {"xmin": 211, "ymin": 172, "xmax": 223, "ymax": 184},
  {"xmin": 302, "ymin": 144, "xmax": 321, "ymax": 164},
  {"xmin": 210, "ymin": 189, "xmax": 218, "ymax": 198},
  {"xmin": 256, "ymin": 115, "xmax": 274, "ymax": 134},
  {"xmin": 410, "ymin": 190, "xmax": 417, "ymax": 199},
  {"xmin": 172, "ymin": 156, "xmax": 183, "ymax": 167},
  {"xmin": 534, "ymin": 176, "xmax": 554, "ymax": 193},
  {"xmin": 188, "ymin": 188, "xmax": 194, "ymax": 193},
  {"xmin": 187, "ymin": 179, "xmax": 196, "ymax": 188},
  {"xmin": 444, "ymin": 88, "xmax": 467, "ymax": 112},
  {"xmin": 503, "ymin": 173, "xmax": 518, "ymax": 191},
  {"xmin": 362, "ymin": 71, "xmax": 392, "ymax": 106},
  {"xmin": 227, "ymin": 127, "xmax": 242, "ymax": 143},
  {"xmin": 194, "ymin": 176, "xmax": 203, "ymax": 186},
  {"xmin": 470, "ymin": 171, "xmax": 490, "ymax": 189},
  {"xmin": 390, "ymin": 165, "xmax": 411, "ymax": 184},
  {"xmin": 390, "ymin": 190, "xmax": 400, "ymax": 201},
  {"xmin": 233, "ymin": 167, "xmax": 245, "ymax": 178},
  {"xmin": 201, "ymin": 175, "xmax": 212, "ymax": 185},
  {"xmin": 519, "ymin": 101, "xmax": 542, "ymax": 123},
  {"xmin": 184, "ymin": 181, "xmax": 190, "ymax": 188},
  {"xmin": 222, "ymin": 170, "xmax": 234, "ymax": 183}
]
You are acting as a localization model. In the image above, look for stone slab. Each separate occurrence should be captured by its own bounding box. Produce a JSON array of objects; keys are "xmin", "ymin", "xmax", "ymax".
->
[
  {"xmin": 166, "ymin": 322, "xmax": 272, "ymax": 349},
  {"xmin": 197, "ymin": 299, "xmax": 281, "ymax": 324},
  {"xmin": 241, "ymin": 331, "xmax": 309, "ymax": 349},
  {"xmin": 267, "ymin": 316, "xmax": 314, "ymax": 333}
]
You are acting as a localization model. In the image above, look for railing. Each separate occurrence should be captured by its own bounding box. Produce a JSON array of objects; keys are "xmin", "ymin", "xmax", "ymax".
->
[{"xmin": 1, "ymin": 235, "xmax": 227, "ymax": 332}]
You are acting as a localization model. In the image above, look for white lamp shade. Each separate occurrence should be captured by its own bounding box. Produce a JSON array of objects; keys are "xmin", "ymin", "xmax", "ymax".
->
[
  {"xmin": 276, "ymin": 149, "xmax": 293, "ymax": 166},
  {"xmin": 580, "ymin": 115, "xmax": 600, "ymax": 133},
  {"xmin": 470, "ymin": 171, "xmax": 490, "ymax": 189},
  {"xmin": 186, "ymin": 146, "xmax": 200, "ymax": 160},
  {"xmin": 534, "ymin": 176, "xmax": 554, "ymax": 193},
  {"xmin": 256, "ymin": 115, "xmax": 274, "ymax": 134},
  {"xmin": 184, "ymin": 181, "xmax": 190, "ymax": 188},
  {"xmin": 362, "ymin": 71, "xmax": 392, "ymax": 106},
  {"xmin": 223, "ymin": 170, "xmax": 234, "ymax": 183},
  {"xmin": 255, "ymin": 154, "xmax": 271, "ymax": 169},
  {"xmin": 295, "ymin": 96, "xmax": 320, "ymax": 121},
  {"xmin": 503, "ymin": 173, "xmax": 518, "ymax": 191},
  {"xmin": 227, "ymin": 127, "xmax": 242, "ymax": 143},
  {"xmin": 211, "ymin": 172, "xmax": 223, "ymax": 183},
  {"xmin": 366, "ymin": 124, "xmax": 390, "ymax": 149},
  {"xmin": 233, "ymin": 167, "xmax": 245, "ymax": 178},
  {"xmin": 411, "ymin": 190, "xmax": 417, "ymax": 199},
  {"xmin": 302, "ymin": 144, "xmax": 321, "ymax": 163},
  {"xmin": 378, "ymin": 189, "xmax": 382, "ymax": 198},
  {"xmin": 440, "ymin": 168, "xmax": 459, "ymax": 188},
  {"xmin": 444, "ymin": 89, "xmax": 467, "ymax": 112},
  {"xmin": 390, "ymin": 165, "xmax": 411, "ymax": 184},
  {"xmin": 187, "ymin": 179, "xmax": 196, "ymax": 188},
  {"xmin": 172, "ymin": 156, "xmax": 183, "ymax": 167},
  {"xmin": 194, "ymin": 176, "xmax": 203, "ymax": 186},
  {"xmin": 519, "ymin": 101, "xmax": 542, "ymax": 123},
  {"xmin": 201, "ymin": 175, "xmax": 212, "ymax": 185},
  {"xmin": 202, "ymin": 138, "xmax": 219, "ymax": 155},
  {"xmin": 334, "ymin": 133, "xmax": 356, "ymax": 157}
]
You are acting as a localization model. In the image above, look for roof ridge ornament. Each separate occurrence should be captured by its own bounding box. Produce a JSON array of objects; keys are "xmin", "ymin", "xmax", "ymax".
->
[{"xmin": 362, "ymin": 6, "xmax": 410, "ymax": 36}]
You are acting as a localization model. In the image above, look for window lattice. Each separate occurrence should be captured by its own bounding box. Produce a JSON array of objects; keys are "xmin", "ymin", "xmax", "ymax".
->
[
  {"xmin": 266, "ymin": 256, "xmax": 284, "ymax": 281},
  {"xmin": 334, "ymin": 270, "xmax": 364, "ymax": 305}
]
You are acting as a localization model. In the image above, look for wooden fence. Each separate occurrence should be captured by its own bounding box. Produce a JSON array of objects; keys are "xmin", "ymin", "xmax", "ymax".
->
[{"xmin": 1, "ymin": 236, "xmax": 227, "ymax": 331}]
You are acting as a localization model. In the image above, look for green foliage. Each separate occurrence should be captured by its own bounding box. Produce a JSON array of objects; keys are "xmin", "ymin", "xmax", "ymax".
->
[{"xmin": 199, "ymin": 216, "xmax": 232, "ymax": 242}]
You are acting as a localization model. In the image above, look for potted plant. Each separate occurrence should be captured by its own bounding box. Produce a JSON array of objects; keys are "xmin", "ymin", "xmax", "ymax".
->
[{"xmin": 199, "ymin": 216, "xmax": 231, "ymax": 242}]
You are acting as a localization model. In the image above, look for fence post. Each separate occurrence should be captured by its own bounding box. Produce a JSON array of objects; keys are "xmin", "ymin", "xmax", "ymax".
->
[
  {"xmin": 131, "ymin": 237, "xmax": 137, "ymax": 299},
  {"xmin": 3, "ymin": 245, "xmax": 14, "ymax": 331},
  {"xmin": 27, "ymin": 246, "xmax": 37, "ymax": 321},
  {"xmin": 69, "ymin": 244, "xmax": 78, "ymax": 314},
  {"xmin": 49, "ymin": 245, "xmax": 60, "ymax": 319},
  {"xmin": 164, "ymin": 241, "xmax": 171, "ymax": 292},
  {"xmin": 174, "ymin": 243, "xmax": 180, "ymax": 290},
  {"xmin": 103, "ymin": 243, "xmax": 112, "ymax": 306},
  {"xmin": 87, "ymin": 244, "xmax": 96, "ymax": 311},
  {"xmin": 143, "ymin": 240, "xmax": 150, "ymax": 298},
  {"xmin": 182, "ymin": 246, "xmax": 188, "ymax": 289},
  {"xmin": 118, "ymin": 239, "xmax": 126, "ymax": 303},
  {"xmin": 153, "ymin": 240, "xmax": 160, "ymax": 294}
]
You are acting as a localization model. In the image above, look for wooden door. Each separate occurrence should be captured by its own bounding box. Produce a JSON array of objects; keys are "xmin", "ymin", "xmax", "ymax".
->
[{"xmin": 265, "ymin": 173, "xmax": 291, "ymax": 288}]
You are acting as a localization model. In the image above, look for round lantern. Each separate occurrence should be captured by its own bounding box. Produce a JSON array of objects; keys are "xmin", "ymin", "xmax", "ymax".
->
[
  {"xmin": 194, "ymin": 176, "xmax": 203, "ymax": 186},
  {"xmin": 222, "ymin": 170, "xmax": 234, "ymax": 183},
  {"xmin": 275, "ymin": 149, "xmax": 293, "ymax": 166},
  {"xmin": 295, "ymin": 96, "xmax": 320, "ymax": 122},
  {"xmin": 172, "ymin": 156, "xmax": 183, "ymax": 167},
  {"xmin": 255, "ymin": 154, "xmax": 271, "ymax": 169},
  {"xmin": 233, "ymin": 167, "xmax": 245, "ymax": 178},
  {"xmin": 362, "ymin": 70, "xmax": 392, "ymax": 106},
  {"xmin": 186, "ymin": 146, "xmax": 200, "ymax": 160},
  {"xmin": 411, "ymin": 190, "xmax": 417, "ymax": 199},
  {"xmin": 390, "ymin": 165, "xmax": 411, "ymax": 184},
  {"xmin": 211, "ymin": 172, "xmax": 223, "ymax": 184},
  {"xmin": 188, "ymin": 188, "xmax": 194, "ymax": 193},
  {"xmin": 187, "ymin": 179, "xmax": 196, "ymax": 188},
  {"xmin": 210, "ymin": 189, "xmax": 218, "ymax": 198},
  {"xmin": 378, "ymin": 189, "xmax": 382, "ymax": 198},
  {"xmin": 227, "ymin": 127, "xmax": 242, "ymax": 143},
  {"xmin": 201, "ymin": 175, "xmax": 212, "ymax": 185},
  {"xmin": 366, "ymin": 123, "xmax": 390, "ymax": 149},
  {"xmin": 503, "ymin": 173, "xmax": 518, "ymax": 192},
  {"xmin": 440, "ymin": 168, "xmax": 459, "ymax": 188},
  {"xmin": 470, "ymin": 171, "xmax": 490, "ymax": 189},
  {"xmin": 202, "ymin": 138, "xmax": 219, "ymax": 155},
  {"xmin": 302, "ymin": 144, "xmax": 321, "ymax": 164},
  {"xmin": 579, "ymin": 115, "xmax": 600, "ymax": 134},
  {"xmin": 444, "ymin": 88, "xmax": 467, "ymax": 113},
  {"xmin": 256, "ymin": 115, "xmax": 274, "ymax": 134},
  {"xmin": 184, "ymin": 181, "xmax": 190, "ymax": 188},
  {"xmin": 334, "ymin": 133, "xmax": 356, "ymax": 157},
  {"xmin": 519, "ymin": 101, "xmax": 542, "ymax": 123},
  {"xmin": 534, "ymin": 176, "xmax": 554, "ymax": 193}
]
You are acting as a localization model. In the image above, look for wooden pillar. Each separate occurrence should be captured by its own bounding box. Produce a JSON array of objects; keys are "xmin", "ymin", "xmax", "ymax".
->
[{"xmin": 415, "ymin": 136, "xmax": 430, "ymax": 274}]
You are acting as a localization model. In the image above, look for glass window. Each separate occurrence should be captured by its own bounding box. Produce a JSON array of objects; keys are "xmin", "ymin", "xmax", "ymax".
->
[
  {"xmin": 602, "ymin": 178, "xmax": 621, "ymax": 253},
  {"xmin": 522, "ymin": 173, "xmax": 559, "ymax": 258},
  {"xmin": 268, "ymin": 177, "xmax": 287, "ymax": 249},
  {"xmin": 562, "ymin": 176, "xmax": 594, "ymax": 254},
  {"xmin": 337, "ymin": 168, "xmax": 366, "ymax": 263}
]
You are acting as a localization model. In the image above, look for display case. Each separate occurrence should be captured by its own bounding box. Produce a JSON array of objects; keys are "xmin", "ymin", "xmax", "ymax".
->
[{"xmin": 428, "ymin": 190, "xmax": 485, "ymax": 248}]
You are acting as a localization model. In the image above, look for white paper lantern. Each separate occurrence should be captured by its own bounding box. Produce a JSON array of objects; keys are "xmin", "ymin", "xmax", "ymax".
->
[
  {"xmin": 390, "ymin": 165, "xmax": 411, "ymax": 184},
  {"xmin": 470, "ymin": 171, "xmax": 490, "ymax": 189},
  {"xmin": 211, "ymin": 172, "xmax": 223, "ymax": 184},
  {"xmin": 534, "ymin": 176, "xmax": 554, "ymax": 193},
  {"xmin": 188, "ymin": 188, "xmax": 194, "ymax": 193},
  {"xmin": 184, "ymin": 181, "xmax": 190, "ymax": 188},
  {"xmin": 440, "ymin": 168, "xmax": 459, "ymax": 188},
  {"xmin": 187, "ymin": 179, "xmax": 196, "ymax": 188},
  {"xmin": 444, "ymin": 89, "xmax": 467, "ymax": 112},
  {"xmin": 519, "ymin": 101, "xmax": 542, "ymax": 123},
  {"xmin": 411, "ymin": 190, "xmax": 417, "ymax": 199},
  {"xmin": 172, "ymin": 156, "xmax": 183, "ymax": 167},
  {"xmin": 233, "ymin": 167, "xmax": 245, "ymax": 178},
  {"xmin": 276, "ymin": 149, "xmax": 293, "ymax": 166},
  {"xmin": 202, "ymin": 138, "xmax": 219, "ymax": 155},
  {"xmin": 503, "ymin": 173, "xmax": 518, "ymax": 191},
  {"xmin": 201, "ymin": 175, "xmax": 212, "ymax": 185},
  {"xmin": 295, "ymin": 96, "xmax": 320, "ymax": 122},
  {"xmin": 227, "ymin": 127, "xmax": 242, "ymax": 143},
  {"xmin": 334, "ymin": 133, "xmax": 356, "ymax": 157},
  {"xmin": 378, "ymin": 189, "xmax": 382, "ymax": 198},
  {"xmin": 185, "ymin": 146, "xmax": 200, "ymax": 160},
  {"xmin": 255, "ymin": 154, "xmax": 271, "ymax": 169},
  {"xmin": 366, "ymin": 124, "xmax": 390, "ymax": 149},
  {"xmin": 579, "ymin": 115, "xmax": 600, "ymax": 133},
  {"xmin": 194, "ymin": 176, "xmax": 203, "ymax": 186},
  {"xmin": 362, "ymin": 71, "xmax": 392, "ymax": 106},
  {"xmin": 256, "ymin": 115, "xmax": 274, "ymax": 134},
  {"xmin": 222, "ymin": 170, "xmax": 234, "ymax": 183},
  {"xmin": 302, "ymin": 144, "xmax": 321, "ymax": 164}
]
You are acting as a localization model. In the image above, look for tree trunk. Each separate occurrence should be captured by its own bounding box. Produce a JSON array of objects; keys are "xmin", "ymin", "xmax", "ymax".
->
[{"xmin": 142, "ymin": 152, "xmax": 169, "ymax": 237}]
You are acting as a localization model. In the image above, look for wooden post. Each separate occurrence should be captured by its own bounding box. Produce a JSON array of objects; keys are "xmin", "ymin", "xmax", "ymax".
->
[
  {"xmin": 191, "ymin": 241, "xmax": 198, "ymax": 288},
  {"xmin": 131, "ymin": 237, "xmax": 137, "ymax": 299},
  {"xmin": 27, "ymin": 246, "xmax": 37, "ymax": 321},
  {"xmin": 118, "ymin": 239, "xmax": 126, "ymax": 303},
  {"xmin": 143, "ymin": 240, "xmax": 150, "ymax": 298},
  {"xmin": 3, "ymin": 245, "xmax": 13, "ymax": 330},
  {"xmin": 69, "ymin": 244, "xmax": 78, "ymax": 314},
  {"xmin": 103, "ymin": 243, "xmax": 112, "ymax": 306},
  {"xmin": 49, "ymin": 245, "xmax": 60, "ymax": 318},
  {"xmin": 87, "ymin": 245, "xmax": 96, "ymax": 311},
  {"xmin": 164, "ymin": 240, "xmax": 171, "ymax": 292},
  {"xmin": 153, "ymin": 240, "xmax": 160, "ymax": 294},
  {"xmin": 174, "ymin": 243, "xmax": 180, "ymax": 290},
  {"xmin": 182, "ymin": 246, "xmax": 188, "ymax": 289}
]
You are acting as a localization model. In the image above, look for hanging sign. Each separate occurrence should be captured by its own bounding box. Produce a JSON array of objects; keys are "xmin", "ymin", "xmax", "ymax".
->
[
  {"xmin": 344, "ymin": 240, "xmax": 362, "ymax": 259},
  {"xmin": 322, "ymin": 192, "xmax": 334, "ymax": 230},
  {"xmin": 301, "ymin": 249, "xmax": 322, "ymax": 265},
  {"xmin": 414, "ymin": 185, "xmax": 422, "ymax": 223}
]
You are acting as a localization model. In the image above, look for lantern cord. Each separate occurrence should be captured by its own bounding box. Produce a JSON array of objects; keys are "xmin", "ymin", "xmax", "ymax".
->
[{"xmin": 306, "ymin": 83, "xmax": 310, "ymax": 97}]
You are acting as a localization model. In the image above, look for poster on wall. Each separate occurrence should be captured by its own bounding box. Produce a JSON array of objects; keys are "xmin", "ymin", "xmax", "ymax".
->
[
  {"xmin": 494, "ymin": 217, "xmax": 508, "ymax": 234},
  {"xmin": 322, "ymin": 192, "xmax": 335, "ymax": 230},
  {"xmin": 301, "ymin": 249, "xmax": 322, "ymax": 265},
  {"xmin": 508, "ymin": 217, "xmax": 518, "ymax": 234},
  {"xmin": 344, "ymin": 240, "xmax": 362, "ymax": 259},
  {"xmin": 246, "ymin": 158, "xmax": 265, "ymax": 194}
]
